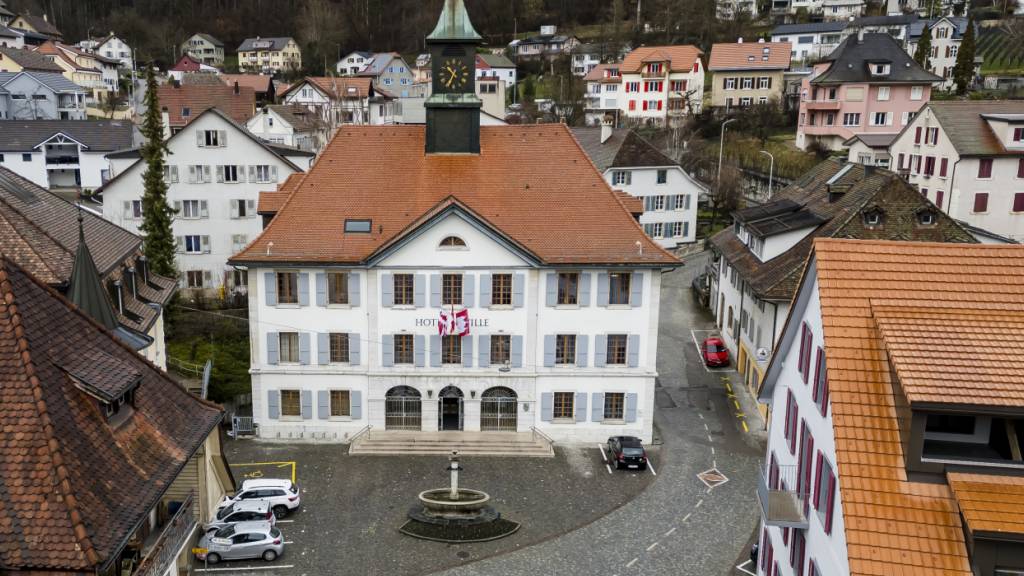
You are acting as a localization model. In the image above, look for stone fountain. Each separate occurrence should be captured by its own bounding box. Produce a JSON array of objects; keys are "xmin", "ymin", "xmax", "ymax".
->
[{"xmin": 400, "ymin": 451, "xmax": 519, "ymax": 543}]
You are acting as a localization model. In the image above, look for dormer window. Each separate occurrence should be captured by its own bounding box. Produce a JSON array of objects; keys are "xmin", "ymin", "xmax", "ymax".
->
[
  {"xmin": 917, "ymin": 208, "xmax": 937, "ymax": 226},
  {"xmin": 103, "ymin": 388, "xmax": 136, "ymax": 419},
  {"xmin": 439, "ymin": 236, "xmax": 467, "ymax": 249},
  {"xmin": 870, "ymin": 63, "xmax": 891, "ymax": 76},
  {"xmin": 863, "ymin": 207, "xmax": 885, "ymax": 227}
]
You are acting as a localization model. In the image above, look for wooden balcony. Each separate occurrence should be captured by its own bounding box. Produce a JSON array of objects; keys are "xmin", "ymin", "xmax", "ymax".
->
[{"xmin": 805, "ymin": 100, "xmax": 842, "ymax": 111}]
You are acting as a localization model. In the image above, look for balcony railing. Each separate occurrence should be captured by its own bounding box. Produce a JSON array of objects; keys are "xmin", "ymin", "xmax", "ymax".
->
[
  {"xmin": 757, "ymin": 464, "xmax": 809, "ymax": 529},
  {"xmin": 641, "ymin": 70, "xmax": 665, "ymax": 78},
  {"xmin": 134, "ymin": 492, "xmax": 197, "ymax": 576},
  {"xmin": 45, "ymin": 155, "xmax": 80, "ymax": 165},
  {"xmin": 804, "ymin": 100, "xmax": 841, "ymax": 111}
]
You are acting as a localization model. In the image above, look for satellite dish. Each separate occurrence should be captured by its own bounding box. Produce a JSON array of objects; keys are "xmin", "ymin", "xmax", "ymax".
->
[{"xmin": 756, "ymin": 348, "xmax": 770, "ymax": 362}]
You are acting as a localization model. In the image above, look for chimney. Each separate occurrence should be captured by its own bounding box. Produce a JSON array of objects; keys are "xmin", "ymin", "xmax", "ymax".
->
[
  {"xmin": 138, "ymin": 256, "xmax": 149, "ymax": 284},
  {"xmin": 43, "ymin": 13, "xmax": 48, "ymax": 22},
  {"xmin": 600, "ymin": 115, "xmax": 614, "ymax": 144},
  {"xmin": 758, "ymin": 38, "xmax": 765, "ymax": 43},
  {"xmin": 233, "ymin": 80, "xmax": 240, "ymax": 95},
  {"xmin": 737, "ymin": 37, "xmax": 744, "ymax": 43},
  {"xmin": 857, "ymin": 28, "xmax": 865, "ymax": 42}
]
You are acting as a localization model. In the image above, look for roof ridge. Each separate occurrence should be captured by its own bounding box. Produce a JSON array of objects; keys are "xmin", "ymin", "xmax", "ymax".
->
[
  {"xmin": 0, "ymin": 260, "xmax": 99, "ymax": 566},
  {"xmin": 0, "ymin": 194, "xmax": 69, "ymax": 280}
]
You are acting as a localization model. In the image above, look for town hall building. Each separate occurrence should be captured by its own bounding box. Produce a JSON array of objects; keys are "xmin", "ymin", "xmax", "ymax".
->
[{"xmin": 230, "ymin": 0, "xmax": 679, "ymax": 444}]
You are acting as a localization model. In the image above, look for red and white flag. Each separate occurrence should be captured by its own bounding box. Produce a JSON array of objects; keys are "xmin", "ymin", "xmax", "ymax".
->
[{"xmin": 439, "ymin": 309, "xmax": 470, "ymax": 337}]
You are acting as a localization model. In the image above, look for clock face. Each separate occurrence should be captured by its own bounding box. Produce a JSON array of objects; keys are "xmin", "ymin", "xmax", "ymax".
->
[{"xmin": 440, "ymin": 58, "xmax": 470, "ymax": 91}]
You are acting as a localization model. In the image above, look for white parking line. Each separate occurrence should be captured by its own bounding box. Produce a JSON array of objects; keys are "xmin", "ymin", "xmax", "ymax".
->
[
  {"xmin": 736, "ymin": 559, "xmax": 757, "ymax": 575},
  {"xmin": 646, "ymin": 542, "xmax": 659, "ymax": 552},
  {"xmin": 664, "ymin": 527, "xmax": 677, "ymax": 537},
  {"xmin": 647, "ymin": 460, "xmax": 657, "ymax": 476},
  {"xmin": 625, "ymin": 557, "xmax": 639, "ymax": 568},
  {"xmin": 195, "ymin": 566, "xmax": 295, "ymax": 573},
  {"xmin": 598, "ymin": 443, "xmax": 613, "ymax": 475},
  {"xmin": 690, "ymin": 330, "xmax": 711, "ymax": 373},
  {"xmin": 696, "ymin": 499, "xmax": 704, "ymax": 509},
  {"xmin": 682, "ymin": 512, "xmax": 692, "ymax": 522},
  {"xmin": 276, "ymin": 520, "xmax": 294, "ymax": 524}
]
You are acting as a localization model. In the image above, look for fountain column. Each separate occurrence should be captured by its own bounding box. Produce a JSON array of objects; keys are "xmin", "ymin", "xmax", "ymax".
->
[{"xmin": 448, "ymin": 452, "xmax": 460, "ymax": 499}]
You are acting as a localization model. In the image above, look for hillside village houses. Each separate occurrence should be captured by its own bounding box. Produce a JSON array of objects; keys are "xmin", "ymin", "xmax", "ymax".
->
[
  {"xmin": 0, "ymin": 70, "xmax": 87, "ymax": 120},
  {"xmin": 755, "ymin": 239, "xmax": 1024, "ymax": 576},
  {"xmin": 476, "ymin": 53, "xmax": 517, "ymax": 88},
  {"xmin": 795, "ymin": 32, "xmax": 941, "ymax": 151},
  {"xmin": 168, "ymin": 54, "xmax": 219, "ymax": 80},
  {"xmin": 618, "ymin": 45, "xmax": 705, "ymax": 126},
  {"xmin": 281, "ymin": 76, "xmax": 378, "ymax": 128},
  {"xmin": 510, "ymin": 25, "xmax": 580, "ymax": 60},
  {"xmin": 0, "ymin": 45, "xmax": 62, "ymax": 72},
  {"xmin": 716, "ymin": 0, "xmax": 760, "ymax": 21},
  {"xmin": 77, "ymin": 32, "xmax": 133, "ymax": 69},
  {"xmin": 765, "ymin": 0, "xmax": 865, "ymax": 21},
  {"xmin": 157, "ymin": 80, "xmax": 256, "ymax": 134},
  {"xmin": 35, "ymin": 39, "xmax": 119, "ymax": 98},
  {"xmin": 573, "ymin": 123, "xmax": 704, "ymax": 248},
  {"xmin": 182, "ymin": 33, "xmax": 225, "ymax": 67},
  {"xmin": 100, "ymin": 108, "xmax": 312, "ymax": 294},
  {"xmin": 230, "ymin": 0, "xmax": 676, "ymax": 446},
  {"xmin": 9, "ymin": 12, "xmax": 62, "ymax": 41},
  {"xmin": 887, "ymin": 0, "xmax": 966, "ymax": 15},
  {"xmin": 0, "ymin": 119, "xmax": 136, "ymax": 190},
  {"xmin": 237, "ymin": 36, "xmax": 302, "ymax": 74},
  {"xmin": 770, "ymin": 22, "xmax": 846, "ymax": 64},
  {"xmin": 0, "ymin": 0, "xmax": 12, "ymax": 26},
  {"xmin": 0, "ymin": 25, "xmax": 24, "ymax": 48},
  {"xmin": 708, "ymin": 40, "xmax": 791, "ymax": 110},
  {"xmin": 905, "ymin": 16, "xmax": 976, "ymax": 90},
  {"xmin": 583, "ymin": 63, "xmax": 622, "ymax": 126},
  {"xmin": 708, "ymin": 160, "xmax": 975, "ymax": 403},
  {"xmin": 246, "ymin": 103, "xmax": 331, "ymax": 154},
  {"xmin": 337, "ymin": 50, "xmax": 372, "ymax": 75},
  {"xmin": 889, "ymin": 100, "xmax": 1024, "ymax": 242}
]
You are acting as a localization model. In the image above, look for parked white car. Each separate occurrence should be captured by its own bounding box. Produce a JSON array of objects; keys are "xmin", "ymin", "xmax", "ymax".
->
[
  {"xmin": 206, "ymin": 500, "xmax": 276, "ymax": 534},
  {"xmin": 217, "ymin": 479, "xmax": 301, "ymax": 519}
]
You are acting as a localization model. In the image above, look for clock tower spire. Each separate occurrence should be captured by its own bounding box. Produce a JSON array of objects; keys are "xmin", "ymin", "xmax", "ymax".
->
[{"xmin": 425, "ymin": 0, "xmax": 483, "ymax": 155}]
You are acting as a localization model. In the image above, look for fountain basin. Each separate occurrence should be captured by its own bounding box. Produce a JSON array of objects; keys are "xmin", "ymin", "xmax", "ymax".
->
[{"xmin": 418, "ymin": 489, "xmax": 490, "ymax": 516}]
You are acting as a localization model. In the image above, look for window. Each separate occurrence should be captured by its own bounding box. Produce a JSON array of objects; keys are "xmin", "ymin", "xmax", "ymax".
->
[
  {"xmin": 911, "ymin": 86, "xmax": 923, "ymax": 100},
  {"xmin": 554, "ymin": 334, "xmax": 577, "ymax": 365},
  {"xmin": 741, "ymin": 77, "xmax": 753, "ymax": 90},
  {"xmin": 20, "ymin": 152, "xmax": 31, "ymax": 162},
  {"xmin": 918, "ymin": 209, "xmax": 936, "ymax": 225},
  {"xmin": 612, "ymin": 171, "xmax": 631, "ymax": 185},
  {"xmin": 872, "ymin": 112, "xmax": 889, "ymax": 126},
  {"xmin": 978, "ymin": 158, "xmax": 993, "ymax": 179},
  {"xmin": 814, "ymin": 452, "xmax": 836, "ymax": 534},
  {"xmin": 163, "ymin": 165, "xmax": 178, "ymax": 183},
  {"xmin": 329, "ymin": 332, "xmax": 350, "ymax": 363},
  {"xmin": 864, "ymin": 208, "xmax": 884, "ymax": 226},
  {"xmin": 824, "ymin": 112, "xmax": 835, "ymax": 126},
  {"xmin": 280, "ymin": 389, "xmax": 301, "ymax": 416},
  {"xmin": 1014, "ymin": 127, "xmax": 1024, "ymax": 143},
  {"xmin": 940, "ymin": 157, "xmax": 949, "ymax": 178},
  {"xmin": 553, "ymin": 392, "xmax": 574, "ymax": 419},
  {"xmin": 394, "ymin": 334, "xmax": 414, "ymax": 364},
  {"xmin": 344, "ymin": 219, "xmax": 372, "ymax": 233},
  {"xmin": 970, "ymin": 192, "xmax": 990, "ymax": 213},
  {"xmin": 491, "ymin": 334, "xmax": 511, "ymax": 365},
  {"xmin": 652, "ymin": 195, "xmax": 666, "ymax": 210},
  {"xmin": 184, "ymin": 235, "xmax": 203, "ymax": 254},
  {"xmin": 390, "ymin": 273, "xmax": 413, "ymax": 306},
  {"xmin": 758, "ymin": 77, "xmax": 769, "ymax": 89},
  {"xmin": 202, "ymin": 130, "xmax": 224, "ymax": 147},
  {"xmin": 181, "ymin": 106, "xmax": 191, "ymax": 117},
  {"xmin": 253, "ymin": 165, "xmax": 274, "ymax": 183},
  {"xmin": 128, "ymin": 199, "xmax": 143, "ymax": 219},
  {"xmin": 842, "ymin": 113, "xmax": 860, "ymax": 126},
  {"xmin": 442, "ymin": 274, "xmax": 462, "ymax": 306},
  {"xmin": 670, "ymin": 80, "xmax": 686, "ymax": 91},
  {"xmin": 181, "ymin": 199, "xmax": 202, "ymax": 218},
  {"xmin": 924, "ymin": 156, "xmax": 936, "ymax": 176},
  {"xmin": 221, "ymin": 165, "xmax": 240, "ymax": 182},
  {"xmin": 871, "ymin": 63, "xmax": 890, "ymax": 75},
  {"xmin": 232, "ymin": 270, "xmax": 248, "ymax": 288},
  {"xmin": 609, "ymin": 272, "xmax": 631, "ymax": 305},
  {"xmin": 1015, "ymin": 193, "xmax": 1024, "ymax": 213},
  {"xmin": 186, "ymin": 270, "xmax": 205, "ymax": 288},
  {"xmin": 647, "ymin": 222, "xmax": 664, "ymax": 238},
  {"xmin": 279, "ymin": 333, "xmax": 300, "ymax": 363},
  {"xmin": 277, "ymin": 272, "xmax": 299, "ymax": 304},
  {"xmin": 784, "ymin": 389, "xmax": 799, "ymax": 454},
  {"xmin": 330, "ymin": 390, "xmax": 351, "ymax": 416},
  {"xmin": 491, "ymin": 273, "xmax": 512, "ymax": 306},
  {"xmin": 812, "ymin": 347, "xmax": 829, "ymax": 416},
  {"xmin": 877, "ymin": 86, "xmax": 890, "ymax": 101},
  {"xmin": 725, "ymin": 78, "xmax": 737, "ymax": 90},
  {"xmin": 441, "ymin": 335, "xmax": 461, "ymax": 364},
  {"xmin": 606, "ymin": 334, "xmax": 628, "ymax": 365},
  {"xmin": 656, "ymin": 169, "xmax": 667, "ymax": 184},
  {"xmin": 557, "ymin": 272, "xmax": 579, "ymax": 305},
  {"xmin": 604, "ymin": 392, "xmax": 625, "ymax": 420},
  {"xmin": 926, "ymin": 127, "xmax": 939, "ymax": 145}
]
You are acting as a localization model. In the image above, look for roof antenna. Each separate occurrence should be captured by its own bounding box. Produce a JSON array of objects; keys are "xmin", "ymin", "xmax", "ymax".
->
[{"xmin": 636, "ymin": 240, "xmax": 643, "ymax": 256}]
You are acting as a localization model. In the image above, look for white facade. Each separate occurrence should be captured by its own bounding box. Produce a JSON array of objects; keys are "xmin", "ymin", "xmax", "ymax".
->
[
  {"xmin": 282, "ymin": 80, "xmax": 370, "ymax": 127},
  {"xmin": 717, "ymin": 0, "xmax": 759, "ymax": 19},
  {"xmin": 246, "ymin": 212, "xmax": 662, "ymax": 444},
  {"xmin": 906, "ymin": 18, "xmax": 967, "ymax": 90},
  {"xmin": 604, "ymin": 165, "xmax": 701, "ymax": 247},
  {"xmin": 100, "ymin": 111, "xmax": 306, "ymax": 292},
  {"xmin": 336, "ymin": 51, "xmax": 370, "ymax": 75},
  {"xmin": 821, "ymin": 0, "xmax": 865, "ymax": 20},
  {"xmin": 475, "ymin": 64, "xmax": 516, "ymax": 89},
  {"xmin": 245, "ymin": 107, "xmax": 326, "ymax": 154},
  {"xmin": 181, "ymin": 34, "xmax": 224, "ymax": 67},
  {"xmin": 0, "ymin": 135, "xmax": 116, "ymax": 191},
  {"xmin": 93, "ymin": 35, "xmax": 133, "ymax": 70},
  {"xmin": 618, "ymin": 60, "xmax": 704, "ymax": 125},
  {"xmin": 571, "ymin": 52, "xmax": 601, "ymax": 76},
  {"xmin": 770, "ymin": 30, "xmax": 844, "ymax": 64}
]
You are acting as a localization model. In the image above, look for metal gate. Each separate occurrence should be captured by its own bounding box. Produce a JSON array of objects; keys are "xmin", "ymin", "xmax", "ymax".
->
[
  {"xmin": 480, "ymin": 388, "xmax": 518, "ymax": 432},
  {"xmin": 385, "ymin": 389, "xmax": 422, "ymax": 431}
]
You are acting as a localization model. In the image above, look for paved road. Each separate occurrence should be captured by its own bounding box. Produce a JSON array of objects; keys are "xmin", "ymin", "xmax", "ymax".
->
[{"xmin": 439, "ymin": 252, "xmax": 766, "ymax": 576}]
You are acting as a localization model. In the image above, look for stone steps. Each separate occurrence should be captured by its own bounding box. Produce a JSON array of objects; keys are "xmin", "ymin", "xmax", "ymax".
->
[{"xmin": 349, "ymin": 431, "xmax": 554, "ymax": 457}]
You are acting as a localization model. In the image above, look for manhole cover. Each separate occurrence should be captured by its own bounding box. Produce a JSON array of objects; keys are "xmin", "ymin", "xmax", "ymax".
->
[
  {"xmin": 697, "ymin": 468, "xmax": 729, "ymax": 489},
  {"xmin": 456, "ymin": 551, "xmax": 471, "ymax": 559}
]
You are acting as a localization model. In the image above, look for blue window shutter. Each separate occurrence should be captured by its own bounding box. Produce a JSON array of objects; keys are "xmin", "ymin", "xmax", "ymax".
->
[
  {"xmin": 430, "ymin": 274, "xmax": 441, "ymax": 307},
  {"xmin": 597, "ymin": 273, "xmax": 610, "ymax": 306},
  {"xmin": 298, "ymin": 332, "xmax": 311, "ymax": 365},
  {"xmin": 627, "ymin": 334, "xmax": 640, "ymax": 367},
  {"xmin": 351, "ymin": 391, "xmax": 362, "ymax": 420},
  {"xmin": 594, "ymin": 335, "xmax": 607, "ymax": 367},
  {"xmin": 575, "ymin": 392, "xmax": 587, "ymax": 422},
  {"xmin": 348, "ymin": 272, "xmax": 361, "ymax": 306},
  {"xmin": 317, "ymin": 390, "xmax": 329, "ymax": 419},
  {"xmin": 591, "ymin": 393, "xmax": 604, "ymax": 422},
  {"xmin": 382, "ymin": 334, "xmax": 394, "ymax": 366},
  {"xmin": 545, "ymin": 273, "xmax": 557, "ymax": 306},
  {"xmin": 579, "ymin": 273, "xmax": 591, "ymax": 306},
  {"xmin": 266, "ymin": 332, "xmax": 279, "ymax": 364},
  {"xmin": 462, "ymin": 274, "xmax": 475, "ymax": 307},
  {"xmin": 512, "ymin": 273, "xmax": 525, "ymax": 307},
  {"xmin": 300, "ymin": 390, "xmax": 313, "ymax": 419},
  {"xmin": 415, "ymin": 335, "xmax": 426, "ymax": 367},
  {"xmin": 511, "ymin": 335, "xmax": 523, "ymax": 368},
  {"xmin": 625, "ymin": 393, "xmax": 638, "ymax": 422},
  {"xmin": 576, "ymin": 335, "xmax": 589, "ymax": 367},
  {"xmin": 462, "ymin": 335, "xmax": 473, "ymax": 367},
  {"xmin": 478, "ymin": 335, "xmax": 491, "ymax": 367},
  {"xmin": 430, "ymin": 334, "xmax": 441, "ymax": 367},
  {"xmin": 267, "ymin": 390, "xmax": 279, "ymax": 419},
  {"xmin": 264, "ymin": 272, "xmax": 277, "ymax": 306},
  {"xmin": 381, "ymin": 273, "xmax": 394, "ymax": 307},
  {"xmin": 414, "ymin": 274, "xmax": 426, "ymax": 307},
  {"xmin": 315, "ymin": 273, "xmax": 327, "ymax": 306},
  {"xmin": 317, "ymin": 332, "xmax": 329, "ymax": 364},
  {"xmin": 540, "ymin": 392, "xmax": 553, "ymax": 422},
  {"xmin": 298, "ymin": 273, "xmax": 310, "ymax": 306},
  {"xmin": 543, "ymin": 335, "xmax": 555, "ymax": 367},
  {"xmin": 479, "ymin": 274, "xmax": 491, "ymax": 307},
  {"xmin": 349, "ymin": 333, "xmax": 361, "ymax": 365},
  {"xmin": 630, "ymin": 272, "xmax": 643, "ymax": 307}
]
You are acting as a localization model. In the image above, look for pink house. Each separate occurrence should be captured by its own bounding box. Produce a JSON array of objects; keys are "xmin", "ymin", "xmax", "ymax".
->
[{"xmin": 796, "ymin": 32, "xmax": 941, "ymax": 151}]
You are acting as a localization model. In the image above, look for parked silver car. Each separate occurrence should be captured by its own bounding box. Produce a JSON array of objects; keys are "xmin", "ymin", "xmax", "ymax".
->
[
  {"xmin": 195, "ymin": 521, "xmax": 284, "ymax": 564},
  {"xmin": 205, "ymin": 500, "xmax": 275, "ymax": 534}
]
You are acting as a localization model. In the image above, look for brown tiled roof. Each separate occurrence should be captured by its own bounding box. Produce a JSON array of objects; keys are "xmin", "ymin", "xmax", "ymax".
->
[
  {"xmin": 583, "ymin": 62, "xmax": 621, "ymax": 82},
  {"xmin": 621, "ymin": 45, "xmax": 702, "ymax": 73},
  {"xmin": 14, "ymin": 13, "xmax": 61, "ymax": 37},
  {"xmin": 258, "ymin": 172, "xmax": 305, "ymax": 215},
  {"xmin": 157, "ymin": 82, "xmax": 256, "ymax": 127},
  {"xmin": 948, "ymin": 472, "xmax": 1024, "ymax": 536},
  {"xmin": 708, "ymin": 41, "xmax": 791, "ymax": 70},
  {"xmin": 34, "ymin": 40, "xmax": 97, "ymax": 73},
  {"xmin": 926, "ymin": 100, "xmax": 1024, "ymax": 157},
  {"xmin": 806, "ymin": 238, "xmax": 1024, "ymax": 575},
  {"xmin": 284, "ymin": 76, "xmax": 373, "ymax": 100},
  {"xmin": 0, "ymin": 257, "xmax": 222, "ymax": 572},
  {"xmin": 266, "ymin": 104, "xmax": 327, "ymax": 133},
  {"xmin": 709, "ymin": 160, "xmax": 976, "ymax": 301},
  {"xmin": 614, "ymin": 190, "xmax": 643, "ymax": 216},
  {"xmin": 0, "ymin": 46, "xmax": 62, "ymax": 71},
  {"xmin": 232, "ymin": 124, "xmax": 678, "ymax": 266},
  {"xmin": 220, "ymin": 73, "xmax": 273, "ymax": 94}
]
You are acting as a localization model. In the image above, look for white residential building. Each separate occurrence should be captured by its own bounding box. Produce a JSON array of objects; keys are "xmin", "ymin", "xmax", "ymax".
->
[
  {"xmin": 583, "ymin": 63, "xmax": 622, "ymax": 126},
  {"xmin": 770, "ymin": 22, "xmax": 847, "ymax": 64},
  {"xmin": 618, "ymin": 45, "xmax": 705, "ymax": 126},
  {"xmin": 571, "ymin": 44, "xmax": 603, "ymax": 76},
  {"xmin": 0, "ymin": 120, "xmax": 135, "ymax": 190},
  {"xmin": 99, "ymin": 108, "xmax": 312, "ymax": 293},
  {"xmin": 336, "ymin": 50, "xmax": 372, "ymax": 75},
  {"xmin": 80, "ymin": 33, "xmax": 133, "ymax": 69},
  {"xmin": 246, "ymin": 104, "xmax": 330, "ymax": 154},
  {"xmin": 905, "ymin": 16, "xmax": 973, "ymax": 90},
  {"xmin": 717, "ymin": 0, "xmax": 759, "ymax": 19},
  {"xmin": 889, "ymin": 100, "xmax": 1024, "ymax": 242},
  {"xmin": 475, "ymin": 53, "xmax": 517, "ymax": 88},
  {"xmin": 280, "ymin": 76, "xmax": 376, "ymax": 128},
  {"xmin": 181, "ymin": 33, "xmax": 225, "ymax": 67}
]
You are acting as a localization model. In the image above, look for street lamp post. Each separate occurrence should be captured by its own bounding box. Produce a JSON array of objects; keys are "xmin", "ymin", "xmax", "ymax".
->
[
  {"xmin": 712, "ymin": 118, "xmax": 737, "ymax": 229},
  {"xmin": 759, "ymin": 150, "xmax": 775, "ymax": 201}
]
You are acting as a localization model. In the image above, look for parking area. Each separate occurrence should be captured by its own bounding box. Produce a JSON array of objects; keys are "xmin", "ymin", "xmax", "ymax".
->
[{"xmin": 191, "ymin": 439, "xmax": 656, "ymax": 575}]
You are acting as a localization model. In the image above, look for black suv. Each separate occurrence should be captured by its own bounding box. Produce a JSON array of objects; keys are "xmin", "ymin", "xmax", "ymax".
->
[{"xmin": 607, "ymin": 436, "xmax": 648, "ymax": 470}]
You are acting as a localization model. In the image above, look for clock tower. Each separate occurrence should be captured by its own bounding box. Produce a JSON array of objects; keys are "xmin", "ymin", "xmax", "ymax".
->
[{"xmin": 425, "ymin": 0, "xmax": 483, "ymax": 154}]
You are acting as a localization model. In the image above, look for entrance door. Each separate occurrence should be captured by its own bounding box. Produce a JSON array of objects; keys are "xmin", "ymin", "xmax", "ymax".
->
[
  {"xmin": 480, "ymin": 387, "xmax": 518, "ymax": 431},
  {"xmin": 437, "ymin": 386, "xmax": 463, "ymax": 431},
  {"xmin": 385, "ymin": 386, "xmax": 422, "ymax": 430}
]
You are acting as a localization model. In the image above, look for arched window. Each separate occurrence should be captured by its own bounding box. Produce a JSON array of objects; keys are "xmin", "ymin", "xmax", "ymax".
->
[{"xmin": 439, "ymin": 236, "xmax": 467, "ymax": 249}]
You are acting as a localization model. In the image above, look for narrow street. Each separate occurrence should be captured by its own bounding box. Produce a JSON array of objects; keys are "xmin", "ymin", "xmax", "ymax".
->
[{"xmin": 439, "ymin": 252, "xmax": 766, "ymax": 576}]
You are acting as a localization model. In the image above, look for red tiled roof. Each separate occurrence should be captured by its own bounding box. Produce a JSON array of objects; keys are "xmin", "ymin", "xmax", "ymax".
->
[
  {"xmin": 220, "ymin": 73, "xmax": 273, "ymax": 94},
  {"xmin": 708, "ymin": 41, "xmax": 791, "ymax": 70},
  {"xmin": 258, "ymin": 172, "xmax": 305, "ymax": 215},
  {"xmin": 232, "ymin": 124, "xmax": 678, "ymax": 266},
  {"xmin": 583, "ymin": 63, "xmax": 622, "ymax": 83},
  {"xmin": 284, "ymin": 76, "xmax": 373, "ymax": 100},
  {"xmin": 621, "ymin": 45, "xmax": 703, "ymax": 73},
  {"xmin": 157, "ymin": 82, "xmax": 256, "ymax": 127}
]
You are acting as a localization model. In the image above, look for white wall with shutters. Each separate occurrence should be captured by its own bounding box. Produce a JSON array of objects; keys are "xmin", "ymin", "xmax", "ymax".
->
[{"xmin": 599, "ymin": 163, "xmax": 702, "ymax": 249}]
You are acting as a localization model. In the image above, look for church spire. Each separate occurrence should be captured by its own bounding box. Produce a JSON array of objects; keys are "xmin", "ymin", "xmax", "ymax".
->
[
  {"xmin": 428, "ymin": 0, "xmax": 482, "ymax": 42},
  {"xmin": 68, "ymin": 208, "xmax": 119, "ymax": 332}
]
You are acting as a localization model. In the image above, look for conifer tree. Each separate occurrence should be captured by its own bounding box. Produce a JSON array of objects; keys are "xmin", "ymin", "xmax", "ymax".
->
[
  {"xmin": 137, "ymin": 65, "xmax": 177, "ymax": 277},
  {"xmin": 914, "ymin": 25, "xmax": 932, "ymax": 72},
  {"xmin": 953, "ymin": 15, "xmax": 976, "ymax": 95}
]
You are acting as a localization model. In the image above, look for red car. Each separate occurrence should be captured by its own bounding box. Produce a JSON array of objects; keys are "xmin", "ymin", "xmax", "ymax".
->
[{"xmin": 702, "ymin": 337, "xmax": 729, "ymax": 367}]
